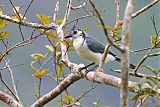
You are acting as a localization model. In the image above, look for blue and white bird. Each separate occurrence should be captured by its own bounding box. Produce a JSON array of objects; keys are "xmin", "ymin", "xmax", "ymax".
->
[{"xmin": 65, "ymin": 29, "xmax": 135, "ymax": 69}]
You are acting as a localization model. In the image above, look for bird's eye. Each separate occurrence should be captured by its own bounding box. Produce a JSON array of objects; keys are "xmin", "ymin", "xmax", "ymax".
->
[{"xmin": 73, "ymin": 31, "xmax": 77, "ymax": 34}]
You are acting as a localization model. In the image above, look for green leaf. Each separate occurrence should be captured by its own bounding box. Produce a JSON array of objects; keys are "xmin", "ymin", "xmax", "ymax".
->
[
  {"xmin": 56, "ymin": 52, "xmax": 61, "ymax": 63},
  {"xmin": 64, "ymin": 94, "xmax": 74, "ymax": 102},
  {"xmin": 150, "ymin": 34, "xmax": 160, "ymax": 47},
  {"xmin": 0, "ymin": 32, "xmax": 11, "ymax": 40},
  {"xmin": 98, "ymin": 25, "xmax": 113, "ymax": 31},
  {"xmin": 113, "ymin": 25, "xmax": 122, "ymax": 31},
  {"xmin": 0, "ymin": 20, "xmax": 10, "ymax": 29},
  {"xmin": 31, "ymin": 53, "xmax": 44, "ymax": 60},
  {"xmin": 55, "ymin": 19, "xmax": 63, "ymax": 24},
  {"xmin": 45, "ymin": 45, "xmax": 54, "ymax": 52},
  {"xmin": 138, "ymin": 76, "xmax": 146, "ymax": 87},
  {"xmin": 36, "ymin": 14, "xmax": 51, "ymax": 24},
  {"xmin": 143, "ymin": 65, "xmax": 158, "ymax": 76},
  {"xmin": 147, "ymin": 76, "xmax": 159, "ymax": 85},
  {"xmin": 129, "ymin": 93, "xmax": 140, "ymax": 101},
  {"xmin": 93, "ymin": 98, "xmax": 100, "ymax": 106},
  {"xmin": 57, "ymin": 63, "xmax": 65, "ymax": 75},
  {"xmin": 139, "ymin": 94, "xmax": 148, "ymax": 100},
  {"xmin": 45, "ymin": 31, "xmax": 56, "ymax": 41},
  {"xmin": 75, "ymin": 101, "xmax": 80, "ymax": 106},
  {"xmin": 82, "ymin": 27, "xmax": 90, "ymax": 31}
]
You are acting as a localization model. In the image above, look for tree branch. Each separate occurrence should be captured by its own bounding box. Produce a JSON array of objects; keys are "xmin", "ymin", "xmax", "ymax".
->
[
  {"xmin": 0, "ymin": 14, "xmax": 58, "ymax": 29},
  {"xmin": 71, "ymin": 0, "xmax": 88, "ymax": 10},
  {"xmin": 31, "ymin": 73, "xmax": 81, "ymax": 107},
  {"xmin": 121, "ymin": 0, "xmax": 136, "ymax": 107},
  {"xmin": 131, "ymin": 0, "xmax": 160, "ymax": 19},
  {"xmin": 30, "ymin": 69, "xmax": 160, "ymax": 107},
  {"xmin": 0, "ymin": 90, "xmax": 23, "ymax": 107}
]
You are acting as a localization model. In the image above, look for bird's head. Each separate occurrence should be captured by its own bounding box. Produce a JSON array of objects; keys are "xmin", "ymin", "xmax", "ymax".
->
[{"xmin": 65, "ymin": 29, "xmax": 85, "ymax": 39}]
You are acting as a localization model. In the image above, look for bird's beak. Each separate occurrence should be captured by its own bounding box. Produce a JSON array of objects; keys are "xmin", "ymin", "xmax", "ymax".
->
[{"xmin": 65, "ymin": 34, "xmax": 73, "ymax": 39}]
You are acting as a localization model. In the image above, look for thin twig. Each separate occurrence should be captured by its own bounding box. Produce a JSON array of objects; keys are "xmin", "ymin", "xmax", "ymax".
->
[
  {"xmin": 71, "ymin": 0, "xmax": 88, "ymax": 10},
  {"xmin": 23, "ymin": 0, "xmax": 34, "ymax": 18},
  {"xmin": 0, "ymin": 73, "xmax": 19, "ymax": 102},
  {"xmin": 0, "ymin": 64, "xmax": 23, "ymax": 70},
  {"xmin": 111, "ymin": 69, "xmax": 160, "ymax": 81},
  {"xmin": 4, "ymin": 59, "xmax": 22, "ymax": 104},
  {"xmin": 115, "ymin": 0, "xmax": 120, "ymax": 23},
  {"xmin": 53, "ymin": 0, "xmax": 61, "ymax": 23},
  {"xmin": 96, "ymin": 45, "xmax": 111, "ymax": 72},
  {"xmin": 131, "ymin": 0, "xmax": 159, "ymax": 19}
]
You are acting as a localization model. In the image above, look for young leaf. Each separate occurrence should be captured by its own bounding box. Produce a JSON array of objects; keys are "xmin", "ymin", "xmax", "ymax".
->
[
  {"xmin": 33, "ymin": 69, "xmax": 48, "ymax": 78},
  {"xmin": 138, "ymin": 76, "xmax": 146, "ymax": 88},
  {"xmin": 75, "ymin": 101, "xmax": 80, "ymax": 106},
  {"xmin": 45, "ymin": 31, "xmax": 56, "ymax": 41},
  {"xmin": 143, "ymin": 65, "xmax": 158, "ymax": 76},
  {"xmin": 56, "ymin": 52, "xmax": 61, "ymax": 63},
  {"xmin": 129, "ymin": 93, "xmax": 140, "ymax": 101},
  {"xmin": 36, "ymin": 14, "xmax": 51, "ymax": 24},
  {"xmin": 31, "ymin": 53, "xmax": 44, "ymax": 60},
  {"xmin": 64, "ymin": 94, "xmax": 74, "ymax": 102},
  {"xmin": 57, "ymin": 63, "xmax": 65, "ymax": 75},
  {"xmin": 13, "ymin": 6, "xmax": 20, "ymax": 14},
  {"xmin": 0, "ymin": 20, "xmax": 10, "ymax": 29},
  {"xmin": 150, "ymin": 34, "xmax": 160, "ymax": 47},
  {"xmin": 55, "ymin": 19, "xmax": 63, "ymax": 24},
  {"xmin": 82, "ymin": 27, "xmax": 90, "ymax": 31},
  {"xmin": 45, "ymin": 45, "xmax": 54, "ymax": 52},
  {"xmin": 98, "ymin": 25, "xmax": 113, "ymax": 31},
  {"xmin": 0, "ymin": 32, "xmax": 11, "ymax": 40},
  {"xmin": 0, "ymin": 5, "xmax": 4, "ymax": 14}
]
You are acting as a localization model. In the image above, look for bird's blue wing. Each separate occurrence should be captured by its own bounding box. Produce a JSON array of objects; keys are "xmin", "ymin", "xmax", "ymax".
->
[{"xmin": 85, "ymin": 36, "xmax": 117, "ymax": 57}]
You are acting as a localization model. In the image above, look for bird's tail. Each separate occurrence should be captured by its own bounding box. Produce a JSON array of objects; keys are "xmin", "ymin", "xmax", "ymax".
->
[{"xmin": 115, "ymin": 57, "xmax": 136, "ymax": 69}]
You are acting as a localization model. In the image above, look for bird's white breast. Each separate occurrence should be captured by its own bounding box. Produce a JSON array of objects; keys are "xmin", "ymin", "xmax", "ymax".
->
[{"xmin": 73, "ymin": 36, "xmax": 115, "ymax": 64}]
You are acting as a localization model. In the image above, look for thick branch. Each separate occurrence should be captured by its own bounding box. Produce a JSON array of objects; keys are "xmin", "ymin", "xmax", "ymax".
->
[
  {"xmin": 121, "ymin": 0, "xmax": 136, "ymax": 107},
  {"xmin": 0, "ymin": 14, "xmax": 58, "ymax": 29},
  {"xmin": 0, "ymin": 91, "xmax": 23, "ymax": 107},
  {"xmin": 31, "ymin": 69, "xmax": 160, "ymax": 107},
  {"xmin": 31, "ymin": 73, "xmax": 81, "ymax": 107}
]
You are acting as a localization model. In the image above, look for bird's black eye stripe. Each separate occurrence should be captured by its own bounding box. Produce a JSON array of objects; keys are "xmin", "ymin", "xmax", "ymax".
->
[{"xmin": 73, "ymin": 31, "xmax": 77, "ymax": 34}]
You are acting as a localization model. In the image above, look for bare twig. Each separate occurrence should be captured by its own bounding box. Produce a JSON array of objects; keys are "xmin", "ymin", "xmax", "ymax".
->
[
  {"xmin": 121, "ymin": 0, "xmax": 136, "ymax": 107},
  {"xmin": 23, "ymin": 0, "xmax": 34, "ymax": 18},
  {"xmin": 131, "ymin": 0, "xmax": 159, "ymax": 19},
  {"xmin": 131, "ymin": 46, "xmax": 159, "ymax": 53},
  {"xmin": 66, "ymin": 13, "xmax": 95, "ymax": 25},
  {"xmin": 0, "ymin": 73, "xmax": 19, "ymax": 102},
  {"xmin": 53, "ymin": 0, "xmax": 61, "ymax": 23},
  {"xmin": 60, "ymin": 0, "xmax": 72, "ymax": 28},
  {"xmin": 4, "ymin": 59, "xmax": 22, "ymax": 104},
  {"xmin": 111, "ymin": 69, "xmax": 160, "ymax": 81},
  {"xmin": 115, "ymin": 0, "xmax": 120, "ymax": 23},
  {"xmin": 96, "ymin": 45, "xmax": 111, "ymax": 72},
  {"xmin": 71, "ymin": 0, "xmax": 88, "ymax": 10},
  {"xmin": 0, "ymin": 64, "xmax": 23, "ymax": 70}
]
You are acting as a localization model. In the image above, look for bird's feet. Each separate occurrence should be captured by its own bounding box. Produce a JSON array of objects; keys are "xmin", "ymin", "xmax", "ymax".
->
[{"xmin": 78, "ymin": 62, "xmax": 98, "ymax": 74}]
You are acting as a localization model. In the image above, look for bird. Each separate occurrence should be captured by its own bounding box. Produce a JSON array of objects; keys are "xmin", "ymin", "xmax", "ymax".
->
[{"xmin": 65, "ymin": 29, "xmax": 135, "ymax": 69}]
